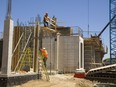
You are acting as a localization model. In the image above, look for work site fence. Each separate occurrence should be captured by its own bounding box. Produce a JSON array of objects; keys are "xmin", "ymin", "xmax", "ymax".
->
[{"xmin": 71, "ymin": 26, "xmax": 83, "ymax": 37}]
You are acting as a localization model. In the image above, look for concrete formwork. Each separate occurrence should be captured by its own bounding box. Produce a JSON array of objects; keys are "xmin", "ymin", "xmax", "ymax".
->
[
  {"xmin": 42, "ymin": 37, "xmax": 56, "ymax": 70},
  {"xmin": 84, "ymin": 45, "xmax": 95, "ymax": 71},
  {"xmin": 42, "ymin": 35, "xmax": 84, "ymax": 73},
  {"xmin": 58, "ymin": 36, "xmax": 84, "ymax": 73},
  {"xmin": 84, "ymin": 36, "xmax": 105, "ymax": 71}
]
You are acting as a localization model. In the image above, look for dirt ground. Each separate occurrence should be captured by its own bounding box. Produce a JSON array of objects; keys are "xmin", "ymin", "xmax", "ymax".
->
[{"xmin": 15, "ymin": 74, "xmax": 93, "ymax": 87}]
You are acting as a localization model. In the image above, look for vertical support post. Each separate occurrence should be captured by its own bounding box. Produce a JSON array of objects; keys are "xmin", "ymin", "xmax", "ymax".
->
[
  {"xmin": 39, "ymin": 27, "xmax": 43, "ymax": 49},
  {"xmin": 34, "ymin": 22, "xmax": 39, "ymax": 72},
  {"xmin": 79, "ymin": 41, "xmax": 81, "ymax": 69},
  {"xmin": 109, "ymin": 0, "xmax": 112, "ymax": 64},
  {"xmin": 1, "ymin": 0, "xmax": 13, "ymax": 75},
  {"xmin": 50, "ymin": 35, "xmax": 52, "ymax": 75},
  {"xmin": 78, "ymin": 36, "xmax": 84, "ymax": 69},
  {"xmin": 56, "ymin": 33, "xmax": 60, "ymax": 71},
  {"xmin": 82, "ymin": 39, "xmax": 84, "ymax": 69},
  {"xmin": 1, "ymin": 18, "xmax": 14, "ymax": 75},
  {"xmin": 6, "ymin": 0, "xmax": 12, "ymax": 19}
]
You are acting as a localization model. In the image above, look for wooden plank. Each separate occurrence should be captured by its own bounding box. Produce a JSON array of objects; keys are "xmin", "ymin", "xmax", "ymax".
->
[{"xmin": 42, "ymin": 27, "xmax": 56, "ymax": 33}]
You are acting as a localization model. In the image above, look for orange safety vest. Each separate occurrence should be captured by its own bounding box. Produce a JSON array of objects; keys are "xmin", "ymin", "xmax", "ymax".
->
[{"xmin": 41, "ymin": 49, "xmax": 48, "ymax": 58}]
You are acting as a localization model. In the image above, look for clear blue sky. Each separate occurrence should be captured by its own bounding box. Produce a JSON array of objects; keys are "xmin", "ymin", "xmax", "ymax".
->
[{"xmin": 0, "ymin": 0, "xmax": 109, "ymax": 59}]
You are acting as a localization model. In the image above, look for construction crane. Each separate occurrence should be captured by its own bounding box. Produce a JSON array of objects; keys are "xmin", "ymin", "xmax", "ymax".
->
[
  {"xmin": 97, "ymin": 0, "xmax": 116, "ymax": 64},
  {"xmin": 98, "ymin": 15, "xmax": 116, "ymax": 37},
  {"xmin": 109, "ymin": 0, "xmax": 116, "ymax": 64},
  {"xmin": 97, "ymin": 14, "xmax": 116, "ymax": 65}
]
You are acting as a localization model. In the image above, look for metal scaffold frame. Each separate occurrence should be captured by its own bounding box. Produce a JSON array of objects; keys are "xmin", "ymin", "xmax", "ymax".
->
[{"xmin": 109, "ymin": 0, "xmax": 116, "ymax": 64}]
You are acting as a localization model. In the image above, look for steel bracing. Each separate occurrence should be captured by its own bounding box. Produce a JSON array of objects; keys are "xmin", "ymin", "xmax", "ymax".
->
[
  {"xmin": 6, "ymin": 0, "xmax": 12, "ymax": 19},
  {"xmin": 109, "ymin": 0, "xmax": 116, "ymax": 64}
]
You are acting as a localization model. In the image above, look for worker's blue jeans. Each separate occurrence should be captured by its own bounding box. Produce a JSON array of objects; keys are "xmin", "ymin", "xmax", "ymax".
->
[
  {"xmin": 43, "ymin": 58, "xmax": 47, "ymax": 67},
  {"xmin": 44, "ymin": 21, "xmax": 48, "ymax": 27}
]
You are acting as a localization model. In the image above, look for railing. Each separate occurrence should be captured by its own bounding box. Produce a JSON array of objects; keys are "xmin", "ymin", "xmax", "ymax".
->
[
  {"xmin": 46, "ymin": 18, "xmax": 57, "ymax": 30},
  {"xmin": 71, "ymin": 26, "xmax": 83, "ymax": 37}
]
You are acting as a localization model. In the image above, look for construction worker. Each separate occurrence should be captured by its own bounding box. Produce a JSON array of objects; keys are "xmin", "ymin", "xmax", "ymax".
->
[
  {"xmin": 43, "ymin": 13, "xmax": 50, "ymax": 27},
  {"xmin": 41, "ymin": 48, "xmax": 48, "ymax": 67},
  {"xmin": 51, "ymin": 16, "xmax": 57, "ymax": 30}
]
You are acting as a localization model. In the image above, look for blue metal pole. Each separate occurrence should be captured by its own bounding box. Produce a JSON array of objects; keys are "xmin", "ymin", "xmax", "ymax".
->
[
  {"xmin": 109, "ymin": 0, "xmax": 116, "ymax": 64},
  {"xmin": 109, "ymin": 0, "xmax": 112, "ymax": 64}
]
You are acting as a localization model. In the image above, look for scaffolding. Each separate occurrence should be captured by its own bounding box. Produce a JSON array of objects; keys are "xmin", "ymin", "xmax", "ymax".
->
[
  {"xmin": 11, "ymin": 16, "xmax": 57, "ymax": 81},
  {"xmin": 84, "ymin": 35, "xmax": 105, "ymax": 71},
  {"xmin": 12, "ymin": 23, "xmax": 35, "ymax": 72}
]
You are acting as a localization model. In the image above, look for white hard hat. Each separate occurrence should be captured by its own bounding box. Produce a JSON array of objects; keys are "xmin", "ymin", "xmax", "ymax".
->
[{"xmin": 43, "ymin": 48, "xmax": 46, "ymax": 49}]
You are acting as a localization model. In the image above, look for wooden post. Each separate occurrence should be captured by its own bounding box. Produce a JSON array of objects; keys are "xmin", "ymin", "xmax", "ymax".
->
[{"xmin": 34, "ymin": 23, "xmax": 39, "ymax": 72}]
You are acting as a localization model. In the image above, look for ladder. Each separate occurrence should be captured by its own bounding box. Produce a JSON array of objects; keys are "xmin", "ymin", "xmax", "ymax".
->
[
  {"xmin": 38, "ymin": 51, "xmax": 50, "ymax": 81},
  {"xmin": 18, "ymin": 48, "xmax": 33, "ymax": 72},
  {"xmin": 45, "ymin": 18, "xmax": 57, "ymax": 31}
]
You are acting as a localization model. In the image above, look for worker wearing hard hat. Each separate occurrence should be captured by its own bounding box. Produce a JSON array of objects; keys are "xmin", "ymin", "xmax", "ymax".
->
[
  {"xmin": 41, "ymin": 48, "xmax": 48, "ymax": 67},
  {"xmin": 51, "ymin": 16, "xmax": 57, "ymax": 30},
  {"xmin": 43, "ymin": 13, "xmax": 50, "ymax": 27}
]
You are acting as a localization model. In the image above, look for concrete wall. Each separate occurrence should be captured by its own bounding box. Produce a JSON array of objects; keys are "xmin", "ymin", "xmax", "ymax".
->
[
  {"xmin": 84, "ymin": 45, "xmax": 96, "ymax": 71},
  {"xmin": 42, "ymin": 37, "xmax": 56, "ymax": 70},
  {"xmin": 84, "ymin": 45, "xmax": 103, "ymax": 71},
  {"xmin": 58, "ymin": 36, "xmax": 84, "ymax": 72},
  {"xmin": 42, "ymin": 35, "xmax": 84, "ymax": 73},
  {"xmin": 95, "ymin": 52, "xmax": 102, "ymax": 63}
]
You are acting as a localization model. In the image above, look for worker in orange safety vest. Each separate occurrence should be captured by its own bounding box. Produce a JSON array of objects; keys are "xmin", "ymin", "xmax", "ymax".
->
[{"xmin": 41, "ymin": 48, "xmax": 48, "ymax": 67}]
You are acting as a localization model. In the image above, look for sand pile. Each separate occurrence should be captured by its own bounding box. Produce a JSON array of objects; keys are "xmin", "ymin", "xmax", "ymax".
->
[{"xmin": 15, "ymin": 74, "xmax": 93, "ymax": 87}]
